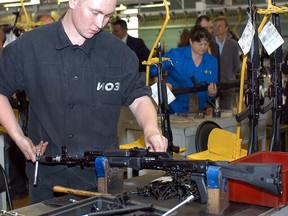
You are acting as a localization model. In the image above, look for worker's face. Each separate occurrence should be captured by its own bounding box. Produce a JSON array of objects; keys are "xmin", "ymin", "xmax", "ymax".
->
[
  {"xmin": 190, "ymin": 38, "xmax": 209, "ymax": 55},
  {"xmin": 70, "ymin": 0, "xmax": 116, "ymax": 39},
  {"xmin": 199, "ymin": 19, "xmax": 213, "ymax": 34},
  {"xmin": 214, "ymin": 20, "xmax": 228, "ymax": 37},
  {"xmin": 112, "ymin": 24, "xmax": 127, "ymax": 39}
]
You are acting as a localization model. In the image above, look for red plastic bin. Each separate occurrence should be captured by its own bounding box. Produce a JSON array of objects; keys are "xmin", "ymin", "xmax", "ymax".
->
[{"xmin": 229, "ymin": 151, "xmax": 288, "ymax": 208}]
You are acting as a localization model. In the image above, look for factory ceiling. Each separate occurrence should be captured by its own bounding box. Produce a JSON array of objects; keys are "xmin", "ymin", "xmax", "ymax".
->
[{"xmin": 0, "ymin": 0, "xmax": 287, "ymax": 18}]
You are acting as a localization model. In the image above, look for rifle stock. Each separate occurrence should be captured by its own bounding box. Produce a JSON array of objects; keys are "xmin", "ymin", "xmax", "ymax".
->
[{"xmin": 213, "ymin": 161, "xmax": 282, "ymax": 195}]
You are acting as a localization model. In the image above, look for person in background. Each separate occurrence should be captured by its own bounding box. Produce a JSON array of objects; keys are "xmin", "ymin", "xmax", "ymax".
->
[
  {"xmin": 0, "ymin": 28, "xmax": 5, "ymax": 55},
  {"xmin": 177, "ymin": 28, "xmax": 190, "ymax": 47},
  {"xmin": 112, "ymin": 19, "xmax": 150, "ymax": 73},
  {"xmin": 150, "ymin": 25, "xmax": 218, "ymax": 113},
  {"xmin": 214, "ymin": 16, "xmax": 240, "ymax": 110},
  {"xmin": 0, "ymin": 0, "xmax": 167, "ymax": 204},
  {"xmin": 195, "ymin": 15, "xmax": 220, "ymax": 75},
  {"xmin": 36, "ymin": 14, "xmax": 55, "ymax": 24}
]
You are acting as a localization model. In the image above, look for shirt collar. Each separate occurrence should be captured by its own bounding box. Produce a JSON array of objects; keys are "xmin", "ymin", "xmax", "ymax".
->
[
  {"xmin": 122, "ymin": 34, "xmax": 128, "ymax": 44},
  {"xmin": 215, "ymin": 36, "xmax": 226, "ymax": 45},
  {"xmin": 54, "ymin": 18, "xmax": 98, "ymax": 56},
  {"xmin": 55, "ymin": 19, "xmax": 71, "ymax": 50}
]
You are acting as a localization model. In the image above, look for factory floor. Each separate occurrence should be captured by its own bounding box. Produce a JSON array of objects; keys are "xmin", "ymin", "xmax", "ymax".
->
[{"xmin": 12, "ymin": 195, "xmax": 29, "ymax": 209}]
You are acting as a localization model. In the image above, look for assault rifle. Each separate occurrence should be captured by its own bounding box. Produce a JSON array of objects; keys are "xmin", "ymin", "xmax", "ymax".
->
[
  {"xmin": 236, "ymin": 2, "xmax": 261, "ymax": 154},
  {"xmin": 155, "ymin": 42, "xmax": 179, "ymax": 154},
  {"xmin": 172, "ymin": 79, "xmax": 240, "ymax": 96},
  {"xmin": 260, "ymin": 1, "xmax": 283, "ymax": 151},
  {"xmin": 39, "ymin": 146, "xmax": 282, "ymax": 204}
]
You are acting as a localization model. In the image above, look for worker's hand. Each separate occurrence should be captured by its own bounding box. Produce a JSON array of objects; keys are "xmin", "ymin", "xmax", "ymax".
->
[
  {"xmin": 35, "ymin": 141, "xmax": 48, "ymax": 157},
  {"xmin": 207, "ymin": 83, "xmax": 217, "ymax": 97},
  {"xmin": 144, "ymin": 132, "xmax": 168, "ymax": 152},
  {"xmin": 166, "ymin": 83, "xmax": 173, "ymax": 90},
  {"xmin": 14, "ymin": 135, "xmax": 48, "ymax": 162}
]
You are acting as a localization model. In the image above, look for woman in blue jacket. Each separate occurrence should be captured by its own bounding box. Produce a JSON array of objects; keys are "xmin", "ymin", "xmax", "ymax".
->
[{"xmin": 151, "ymin": 26, "xmax": 218, "ymax": 113}]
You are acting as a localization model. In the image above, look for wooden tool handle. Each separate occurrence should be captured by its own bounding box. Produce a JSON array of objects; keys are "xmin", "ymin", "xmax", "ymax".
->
[{"xmin": 53, "ymin": 185, "xmax": 108, "ymax": 197}]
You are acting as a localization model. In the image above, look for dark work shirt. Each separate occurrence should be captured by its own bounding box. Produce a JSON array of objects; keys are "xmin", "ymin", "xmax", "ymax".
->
[{"xmin": 0, "ymin": 20, "xmax": 151, "ymax": 157}]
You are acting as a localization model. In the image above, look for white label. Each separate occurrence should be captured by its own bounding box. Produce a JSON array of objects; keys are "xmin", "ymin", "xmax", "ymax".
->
[
  {"xmin": 151, "ymin": 82, "xmax": 176, "ymax": 105},
  {"xmin": 238, "ymin": 21, "xmax": 255, "ymax": 55},
  {"xmin": 259, "ymin": 21, "xmax": 284, "ymax": 55}
]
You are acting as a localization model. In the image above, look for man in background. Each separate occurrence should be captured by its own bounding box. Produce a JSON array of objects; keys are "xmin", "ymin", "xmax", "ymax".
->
[
  {"xmin": 195, "ymin": 15, "xmax": 220, "ymax": 110},
  {"xmin": 36, "ymin": 14, "xmax": 55, "ymax": 24},
  {"xmin": 195, "ymin": 15, "xmax": 220, "ymax": 63},
  {"xmin": 0, "ymin": 28, "xmax": 5, "ymax": 55},
  {"xmin": 214, "ymin": 16, "xmax": 240, "ymax": 110},
  {"xmin": 112, "ymin": 19, "xmax": 150, "ymax": 73}
]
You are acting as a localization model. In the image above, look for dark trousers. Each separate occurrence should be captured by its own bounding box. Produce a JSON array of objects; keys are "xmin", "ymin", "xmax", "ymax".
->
[
  {"xmin": 26, "ymin": 162, "xmax": 98, "ymax": 204},
  {"xmin": 4, "ymin": 134, "xmax": 28, "ymax": 197}
]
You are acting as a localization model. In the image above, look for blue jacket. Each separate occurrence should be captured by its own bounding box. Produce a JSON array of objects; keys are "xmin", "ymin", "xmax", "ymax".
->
[{"xmin": 151, "ymin": 46, "xmax": 218, "ymax": 113}]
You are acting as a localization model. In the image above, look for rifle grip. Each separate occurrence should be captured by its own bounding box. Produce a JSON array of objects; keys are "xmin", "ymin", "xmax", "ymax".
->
[
  {"xmin": 260, "ymin": 99, "xmax": 273, "ymax": 114},
  {"xmin": 191, "ymin": 174, "xmax": 207, "ymax": 203},
  {"xmin": 235, "ymin": 107, "xmax": 249, "ymax": 122}
]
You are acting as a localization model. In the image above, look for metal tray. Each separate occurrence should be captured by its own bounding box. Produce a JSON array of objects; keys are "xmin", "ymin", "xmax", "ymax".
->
[{"xmin": 40, "ymin": 195, "xmax": 175, "ymax": 216}]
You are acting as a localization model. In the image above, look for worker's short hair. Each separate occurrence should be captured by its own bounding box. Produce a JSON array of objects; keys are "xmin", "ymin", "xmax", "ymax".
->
[
  {"xmin": 189, "ymin": 25, "xmax": 212, "ymax": 43},
  {"xmin": 195, "ymin": 15, "xmax": 211, "ymax": 26},
  {"xmin": 214, "ymin": 16, "xmax": 229, "ymax": 27},
  {"xmin": 112, "ymin": 19, "xmax": 128, "ymax": 31}
]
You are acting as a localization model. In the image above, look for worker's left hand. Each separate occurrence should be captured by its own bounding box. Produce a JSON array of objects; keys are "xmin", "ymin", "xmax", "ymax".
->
[
  {"xmin": 144, "ymin": 132, "xmax": 168, "ymax": 152},
  {"xmin": 207, "ymin": 83, "xmax": 217, "ymax": 97}
]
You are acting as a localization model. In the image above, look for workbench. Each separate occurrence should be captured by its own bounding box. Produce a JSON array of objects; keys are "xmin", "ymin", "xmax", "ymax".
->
[
  {"xmin": 2, "ymin": 170, "xmax": 288, "ymax": 216},
  {"xmin": 119, "ymin": 108, "xmax": 268, "ymax": 155}
]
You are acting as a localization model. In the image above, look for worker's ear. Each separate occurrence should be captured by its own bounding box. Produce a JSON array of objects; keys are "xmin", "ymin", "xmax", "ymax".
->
[{"xmin": 68, "ymin": 0, "xmax": 78, "ymax": 9}]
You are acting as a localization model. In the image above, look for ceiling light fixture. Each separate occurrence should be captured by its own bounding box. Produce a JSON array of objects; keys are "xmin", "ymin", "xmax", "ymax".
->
[
  {"xmin": 134, "ymin": 1, "xmax": 170, "ymax": 9},
  {"xmin": 4, "ymin": 0, "xmax": 39, "ymax": 7},
  {"xmin": 116, "ymin": 4, "xmax": 127, "ymax": 11},
  {"xmin": 57, "ymin": 0, "xmax": 68, "ymax": 4},
  {"xmin": 122, "ymin": 8, "xmax": 138, "ymax": 15},
  {"xmin": 0, "ymin": 0, "xmax": 24, "ymax": 3}
]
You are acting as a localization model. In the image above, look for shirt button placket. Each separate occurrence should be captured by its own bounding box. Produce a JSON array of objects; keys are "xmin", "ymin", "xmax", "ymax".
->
[
  {"xmin": 68, "ymin": 68, "xmax": 79, "ymax": 143},
  {"xmin": 73, "ymin": 75, "xmax": 79, "ymax": 81}
]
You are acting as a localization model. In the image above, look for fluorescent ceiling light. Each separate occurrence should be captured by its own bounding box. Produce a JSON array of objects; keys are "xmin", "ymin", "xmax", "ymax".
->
[
  {"xmin": 0, "ymin": 0, "xmax": 23, "ymax": 3},
  {"xmin": 57, "ymin": 0, "xmax": 68, "ymax": 3},
  {"xmin": 116, "ymin": 4, "xmax": 127, "ymax": 11},
  {"xmin": 134, "ymin": 1, "xmax": 170, "ymax": 9},
  {"xmin": 122, "ymin": 8, "xmax": 138, "ymax": 15},
  {"xmin": 4, "ymin": 0, "xmax": 39, "ymax": 7}
]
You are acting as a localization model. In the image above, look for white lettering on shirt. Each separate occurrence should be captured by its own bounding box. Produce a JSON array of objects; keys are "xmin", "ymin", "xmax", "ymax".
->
[{"xmin": 97, "ymin": 82, "xmax": 120, "ymax": 91}]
